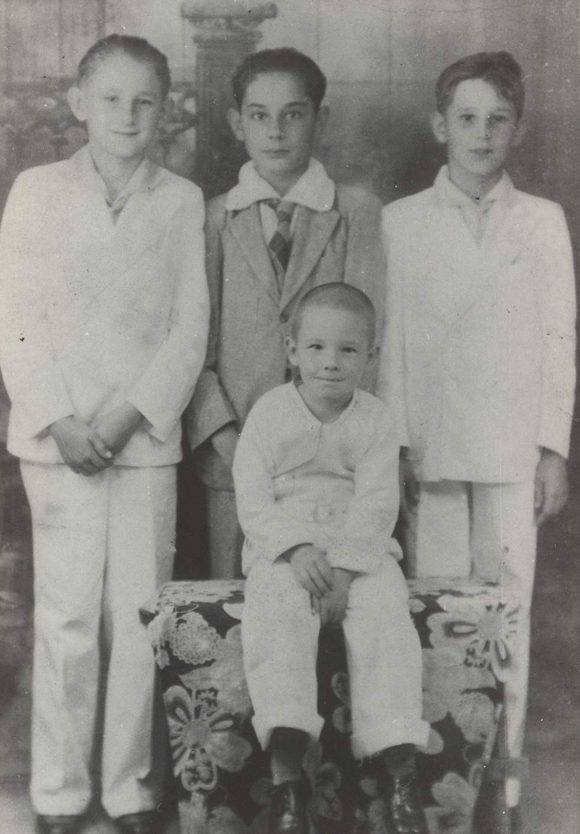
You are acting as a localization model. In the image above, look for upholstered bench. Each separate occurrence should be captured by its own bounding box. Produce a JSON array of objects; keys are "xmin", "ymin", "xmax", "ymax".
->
[{"xmin": 141, "ymin": 578, "xmax": 520, "ymax": 834}]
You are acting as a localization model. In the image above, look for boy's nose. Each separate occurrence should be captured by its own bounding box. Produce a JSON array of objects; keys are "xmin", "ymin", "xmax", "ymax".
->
[
  {"xmin": 323, "ymin": 352, "xmax": 339, "ymax": 369},
  {"xmin": 269, "ymin": 118, "xmax": 285, "ymax": 138},
  {"xmin": 120, "ymin": 101, "xmax": 137, "ymax": 123},
  {"xmin": 480, "ymin": 120, "xmax": 492, "ymax": 139}
]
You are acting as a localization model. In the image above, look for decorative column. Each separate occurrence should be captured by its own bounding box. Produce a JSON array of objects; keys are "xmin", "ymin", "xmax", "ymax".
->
[{"xmin": 181, "ymin": 0, "xmax": 277, "ymax": 197}]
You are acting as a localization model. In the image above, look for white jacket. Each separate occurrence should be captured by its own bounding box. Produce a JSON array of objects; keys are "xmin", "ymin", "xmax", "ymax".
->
[
  {"xmin": 0, "ymin": 147, "xmax": 209, "ymax": 465},
  {"xmin": 378, "ymin": 167, "xmax": 576, "ymax": 483}
]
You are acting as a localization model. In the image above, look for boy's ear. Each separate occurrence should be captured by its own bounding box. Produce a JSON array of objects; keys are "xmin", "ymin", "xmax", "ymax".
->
[
  {"xmin": 315, "ymin": 104, "xmax": 329, "ymax": 138},
  {"xmin": 67, "ymin": 85, "xmax": 87, "ymax": 122},
  {"xmin": 367, "ymin": 344, "xmax": 379, "ymax": 363},
  {"xmin": 430, "ymin": 110, "xmax": 448, "ymax": 145},
  {"xmin": 512, "ymin": 118, "xmax": 526, "ymax": 147},
  {"xmin": 285, "ymin": 334, "xmax": 299, "ymax": 366},
  {"xmin": 227, "ymin": 107, "xmax": 245, "ymax": 142}
]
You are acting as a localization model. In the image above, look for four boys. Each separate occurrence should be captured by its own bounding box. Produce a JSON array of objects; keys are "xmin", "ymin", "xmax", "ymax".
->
[{"xmin": 0, "ymin": 32, "xmax": 575, "ymax": 834}]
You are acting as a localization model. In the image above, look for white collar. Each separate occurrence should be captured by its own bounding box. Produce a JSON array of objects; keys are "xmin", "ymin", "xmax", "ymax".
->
[
  {"xmin": 434, "ymin": 165, "xmax": 515, "ymax": 208},
  {"xmin": 226, "ymin": 158, "xmax": 336, "ymax": 212}
]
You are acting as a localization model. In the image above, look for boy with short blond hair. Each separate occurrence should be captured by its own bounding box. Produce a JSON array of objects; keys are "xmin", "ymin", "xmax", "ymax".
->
[
  {"xmin": 186, "ymin": 48, "xmax": 386, "ymax": 578},
  {"xmin": 234, "ymin": 283, "xmax": 429, "ymax": 834},
  {"xmin": 0, "ymin": 35, "xmax": 208, "ymax": 834},
  {"xmin": 378, "ymin": 51, "xmax": 576, "ymax": 825}
]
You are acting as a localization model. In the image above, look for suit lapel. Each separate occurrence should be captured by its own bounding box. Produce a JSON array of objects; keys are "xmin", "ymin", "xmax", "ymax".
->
[
  {"xmin": 227, "ymin": 204, "xmax": 280, "ymax": 306},
  {"xmin": 280, "ymin": 205, "xmax": 341, "ymax": 311},
  {"xmin": 418, "ymin": 207, "xmax": 484, "ymax": 326}
]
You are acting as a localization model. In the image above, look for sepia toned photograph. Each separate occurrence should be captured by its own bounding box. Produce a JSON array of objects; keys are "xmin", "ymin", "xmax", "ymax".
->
[{"xmin": 0, "ymin": 2, "xmax": 578, "ymax": 833}]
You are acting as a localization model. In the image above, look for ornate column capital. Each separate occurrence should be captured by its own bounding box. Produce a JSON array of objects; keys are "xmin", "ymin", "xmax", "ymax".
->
[
  {"xmin": 181, "ymin": 0, "xmax": 278, "ymax": 43},
  {"xmin": 181, "ymin": 0, "xmax": 278, "ymax": 196}
]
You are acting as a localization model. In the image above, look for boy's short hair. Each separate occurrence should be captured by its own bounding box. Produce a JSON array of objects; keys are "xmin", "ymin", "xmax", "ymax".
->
[
  {"xmin": 436, "ymin": 51, "xmax": 524, "ymax": 120},
  {"xmin": 291, "ymin": 283, "xmax": 376, "ymax": 344},
  {"xmin": 232, "ymin": 48, "xmax": 327, "ymax": 110},
  {"xmin": 78, "ymin": 34, "xmax": 171, "ymax": 98}
]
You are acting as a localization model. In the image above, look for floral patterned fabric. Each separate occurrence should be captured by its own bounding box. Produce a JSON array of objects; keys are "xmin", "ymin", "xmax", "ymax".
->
[{"xmin": 141, "ymin": 578, "xmax": 520, "ymax": 834}]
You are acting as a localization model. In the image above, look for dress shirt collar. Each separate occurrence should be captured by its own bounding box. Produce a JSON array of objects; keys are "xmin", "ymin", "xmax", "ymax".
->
[
  {"xmin": 72, "ymin": 144, "xmax": 163, "ymax": 209},
  {"xmin": 226, "ymin": 158, "xmax": 336, "ymax": 213},
  {"xmin": 434, "ymin": 164, "xmax": 515, "ymax": 209}
]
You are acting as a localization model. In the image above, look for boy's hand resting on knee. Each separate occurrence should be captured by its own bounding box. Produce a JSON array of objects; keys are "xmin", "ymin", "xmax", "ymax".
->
[
  {"xmin": 49, "ymin": 415, "xmax": 113, "ymax": 475},
  {"xmin": 287, "ymin": 544, "xmax": 334, "ymax": 598},
  {"xmin": 315, "ymin": 568, "xmax": 355, "ymax": 626},
  {"xmin": 534, "ymin": 448, "xmax": 569, "ymax": 525},
  {"xmin": 91, "ymin": 402, "xmax": 143, "ymax": 456}
]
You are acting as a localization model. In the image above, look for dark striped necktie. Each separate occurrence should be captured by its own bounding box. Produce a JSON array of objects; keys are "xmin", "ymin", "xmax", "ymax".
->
[{"xmin": 262, "ymin": 198, "xmax": 296, "ymax": 289}]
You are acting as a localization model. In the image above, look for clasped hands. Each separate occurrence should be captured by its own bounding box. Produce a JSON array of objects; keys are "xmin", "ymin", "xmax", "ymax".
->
[
  {"xmin": 49, "ymin": 403, "xmax": 143, "ymax": 476},
  {"xmin": 286, "ymin": 544, "xmax": 354, "ymax": 627}
]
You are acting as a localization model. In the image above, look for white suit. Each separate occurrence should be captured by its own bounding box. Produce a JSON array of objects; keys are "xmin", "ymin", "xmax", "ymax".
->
[
  {"xmin": 377, "ymin": 167, "xmax": 576, "ymax": 800},
  {"xmin": 0, "ymin": 147, "xmax": 209, "ymax": 817},
  {"xmin": 233, "ymin": 383, "xmax": 429, "ymax": 758}
]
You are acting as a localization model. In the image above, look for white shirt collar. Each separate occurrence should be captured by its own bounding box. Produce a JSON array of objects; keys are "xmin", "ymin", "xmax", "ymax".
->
[
  {"xmin": 434, "ymin": 164, "xmax": 515, "ymax": 208},
  {"xmin": 226, "ymin": 158, "xmax": 336, "ymax": 212},
  {"xmin": 72, "ymin": 145, "xmax": 163, "ymax": 204}
]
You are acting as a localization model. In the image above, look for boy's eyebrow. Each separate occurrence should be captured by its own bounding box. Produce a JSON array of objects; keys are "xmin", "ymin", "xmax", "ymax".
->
[
  {"xmin": 246, "ymin": 99, "xmax": 310, "ymax": 109},
  {"xmin": 455, "ymin": 104, "xmax": 514, "ymax": 113}
]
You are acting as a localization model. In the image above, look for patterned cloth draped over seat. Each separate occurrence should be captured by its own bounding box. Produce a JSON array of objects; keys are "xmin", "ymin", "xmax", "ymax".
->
[{"xmin": 141, "ymin": 578, "xmax": 520, "ymax": 834}]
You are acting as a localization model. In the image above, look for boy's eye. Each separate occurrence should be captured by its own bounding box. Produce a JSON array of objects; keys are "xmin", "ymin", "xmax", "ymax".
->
[
  {"xmin": 342, "ymin": 347, "xmax": 357, "ymax": 354},
  {"xmin": 459, "ymin": 113, "xmax": 475, "ymax": 124},
  {"xmin": 489, "ymin": 114, "xmax": 509, "ymax": 124},
  {"xmin": 137, "ymin": 98, "xmax": 154, "ymax": 107},
  {"xmin": 105, "ymin": 95, "xmax": 119, "ymax": 103},
  {"xmin": 250, "ymin": 112, "xmax": 267, "ymax": 121},
  {"xmin": 307, "ymin": 343, "xmax": 322, "ymax": 350},
  {"xmin": 284, "ymin": 110, "xmax": 303, "ymax": 121}
]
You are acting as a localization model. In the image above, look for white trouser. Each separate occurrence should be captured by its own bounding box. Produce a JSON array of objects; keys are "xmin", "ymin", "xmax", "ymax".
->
[
  {"xmin": 406, "ymin": 480, "xmax": 536, "ymax": 802},
  {"xmin": 242, "ymin": 557, "xmax": 429, "ymax": 759},
  {"xmin": 20, "ymin": 462, "xmax": 177, "ymax": 818}
]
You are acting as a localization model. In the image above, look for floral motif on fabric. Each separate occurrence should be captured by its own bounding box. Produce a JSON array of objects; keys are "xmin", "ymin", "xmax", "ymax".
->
[
  {"xmin": 331, "ymin": 671, "xmax": 352, "ymax": 735},
  {"xmin": 164, "ymin": 684, "xmax": 253, "ymax": 793},
  {"xmin": 427, "ymin": 595, "xmax": 519, "ymax": 682},
  {"xmin": 424, "ymin": 772, "xmax": 478, "ymax": 834},
  {"xmin": 422, "ymin": 648, "xmax": 496, "ymax": 746},
  {"xmin": 155, "ymin": 580, "xmax": 244, "ymax": 610},
  {"xmin": 170, "ymin": 610, "xmax": 221, "ymax": 666},
  {"xmin": 180, "ymin": 625, "xmax": 252, "ymax": 716}
]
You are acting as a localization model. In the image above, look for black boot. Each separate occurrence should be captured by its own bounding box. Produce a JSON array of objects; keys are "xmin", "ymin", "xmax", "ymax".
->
[
  {"xmin": 36, "ymin": 816, "xmax": 83, "ymax": 834},
  {"xmin": 268, "ymin": 779, "xmax": 309, "ymax": 834},
  {"xmin": 378, "ymin": 745, "xmax": 428, "ymax": 834},
  {"xmin": 115, "ymin": 811, "xmax": 161, "ymax": 834}
]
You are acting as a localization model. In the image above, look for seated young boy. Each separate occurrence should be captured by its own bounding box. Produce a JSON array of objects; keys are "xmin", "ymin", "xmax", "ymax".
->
[
  {"xmin": 378, "ymin": 52, "xmax": 576, "ymax": 826},
  {"xmin": 186, "ymin": 47, "xmax": 386, "ymax": 579},
  {"xmin": 233, "ymin": 284, "xmax": 429, "ymax": 834}
]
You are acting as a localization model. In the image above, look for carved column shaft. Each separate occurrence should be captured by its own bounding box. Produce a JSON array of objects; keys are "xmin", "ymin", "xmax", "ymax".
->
[{"xmin": 182, "ymin": 1, "xmax": 277, "ymax": 197}]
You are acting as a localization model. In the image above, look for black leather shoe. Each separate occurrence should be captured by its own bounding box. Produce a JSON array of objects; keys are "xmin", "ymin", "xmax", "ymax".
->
[
  {"xmin": 115, "ymin": 811, "xmax": 160, "ymax": 834},
  {"xmin": 382, "ymin": 770, "xmax": 428, "ymax": 834},
  {"xmin": 509, "ymin": 805, "xmax": 523, "ymax": 833},
  {"xmin": 269, "ymin": 779, "xmax": 309, "ymax": 834},
  {"xmin": 36, "ymin": 816, "xmax": 82, "ymax": 834}
]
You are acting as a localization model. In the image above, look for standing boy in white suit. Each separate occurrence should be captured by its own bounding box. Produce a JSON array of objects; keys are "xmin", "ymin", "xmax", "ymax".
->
[
  {"xmin": 0, "ymin": 35, "xmax": 209, "ymax": 834},
  {"xmin": 378, "ymin": 52, "xmax": 576, "ymax": 828}
]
